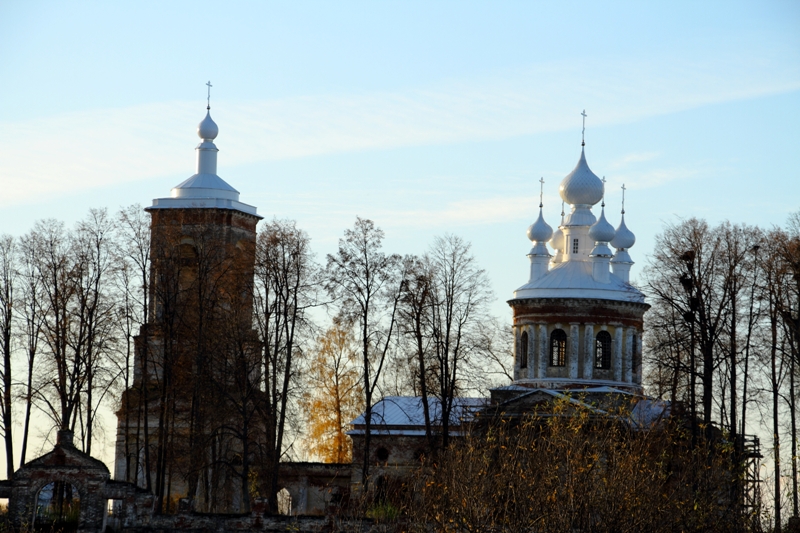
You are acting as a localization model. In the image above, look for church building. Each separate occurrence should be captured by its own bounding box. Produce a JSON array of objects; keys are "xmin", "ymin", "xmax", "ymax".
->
[
  {"xmin": 349, "ymin": 131, "xmax": 667, "ymax": 489},
  {"xmin": 113, "ymin": 99, "xmax": 663, "ymax": 513},
  {"xmin": 508, "ymin": 137, "xmax": 646, "ymax": 392}
]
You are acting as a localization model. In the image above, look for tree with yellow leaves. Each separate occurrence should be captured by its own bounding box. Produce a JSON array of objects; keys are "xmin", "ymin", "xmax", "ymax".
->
[{"xmin": 302, "ymin": 323, "xmax": 364, "ymax": 463}]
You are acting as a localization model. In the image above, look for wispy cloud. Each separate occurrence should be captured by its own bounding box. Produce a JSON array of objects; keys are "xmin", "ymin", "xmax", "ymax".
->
[
  {"xmin": 608, "ymin": 152, "xmax": 661, "ymax": 169},
  {"xmin": 605, "ymin": 167, "xmax": 697, "ymax": 192},
  {"xmin": 0, "ymin": 53, "xmax": 797, "ymax": 208},
  {"xmin": 381, "ymin": 195, "xmax": 538, "ymax": 229}
]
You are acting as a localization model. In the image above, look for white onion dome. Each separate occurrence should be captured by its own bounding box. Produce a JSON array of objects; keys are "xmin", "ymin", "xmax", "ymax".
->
[
  {"xmin": 197, "ymin": 110, "xmax": 219, "ymax": 141},
  {"xmin": 550, "ymin": 226, "xmax": 564, "ymax": 251},
  {"xmin": 610, "ymin": 213, "xmax": 636, "ymax": 250},
  {"xmin": 559, "ymin": 148, "xmax": 604, "ymax": 206},
  {"xmin": 527, "ymin": 208, "xmax": 554, "ymax": 243},
  {"xmin": 588, "ymin": 206, "xmax": 616, "ymax": 243}
]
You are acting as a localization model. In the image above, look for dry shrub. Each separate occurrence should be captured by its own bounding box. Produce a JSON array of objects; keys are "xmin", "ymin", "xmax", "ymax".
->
[{"xmin": 401, "ymin": 397, "xmax": 751, "ymax": 533}]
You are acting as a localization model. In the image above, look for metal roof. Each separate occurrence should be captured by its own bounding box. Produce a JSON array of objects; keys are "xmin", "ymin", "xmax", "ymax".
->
[{"xmin": 349, "ymin": 396, "xmax": 487, "ymax": 433}]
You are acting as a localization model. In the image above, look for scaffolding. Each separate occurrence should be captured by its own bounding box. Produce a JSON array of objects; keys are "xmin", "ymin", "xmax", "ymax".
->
[{"xmin": 741, "ymin": 434, "xmax": 763, "ymax": 530}]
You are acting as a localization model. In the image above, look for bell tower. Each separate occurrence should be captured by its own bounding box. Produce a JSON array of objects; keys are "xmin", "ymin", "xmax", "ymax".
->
[{"xmin": 114, "ymin": 99, "xmax": 262, "ymax": 511}]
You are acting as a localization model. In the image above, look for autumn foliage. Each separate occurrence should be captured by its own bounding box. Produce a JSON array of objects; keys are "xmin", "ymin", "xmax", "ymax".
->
[{"xmin": 302, "ymin": 323, "xmax": 364, "ymax": 463}]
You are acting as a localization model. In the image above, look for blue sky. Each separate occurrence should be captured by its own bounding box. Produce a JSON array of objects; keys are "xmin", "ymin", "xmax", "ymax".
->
[
  {"xmin": 0, "ymin": 0, "xmax": 799, "ymax": 473},
  {"xmin": 1, "ymin": 0, "xmax": 799, "ymax": 324}
]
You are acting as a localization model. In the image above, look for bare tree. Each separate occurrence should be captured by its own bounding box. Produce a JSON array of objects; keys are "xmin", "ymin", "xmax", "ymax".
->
[
  {"xmin": 772, "ymin": 213, "xmax": 800, "ymax": 521},
  {"xmin": 425, "ymin": 235, "xmax": 492, "ymax": 448},
  {"xmin": 71, "ymin": 208, "xmax": 117, "ymax": 455},
  {"xmin": 759, "ymin": 228, "xmax": 793, "ymax": 532},
  {"xmin": 28, "ymin": 219, "xmax": 84, "ymax": 433},
  {"xmin": 253, "ymin": 219, "xmax": 318, "ymax": 512},
  {"xmin": 16, "ymin": 230, "xmax": 44, "ymax": 467},
  {"xmin": 325, "ymin": 217, "xmax": 402, "ymax": 488},
  {"xmin": 0, "ymin": 235, "xmax": 15, "ymax": 478},
  {"xmin": 643, "ymin": 217, "xmax": 800, "ymax": 527},
  {"xmin": 145, "ymin": 220, "xmax": 184, "ymax": 512},
  {"xmin": 397, "ymin": 237, "xmax": 495, "ymax": 451},
  {"xmin": 397, "ymin": 255, "xmax": 435, "ymax": 448},
  {"xmin": 115, "ymin": 204, "xmax": 152, "ymax": 488},
  {"xmin": 644, "ymin": 219, "xmax": 733, "ymax": 442},
  {"xmin": 210, "ymin": 278, "xmax": 263, "ymax": 513}
]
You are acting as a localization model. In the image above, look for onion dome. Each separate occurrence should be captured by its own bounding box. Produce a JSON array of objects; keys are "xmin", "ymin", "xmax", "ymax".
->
[
  {"xmin": 559, "ymin": 148, "xmax": 604, "ymax": 206},
  {"xmin": 550, "ymin": 225, "xmax": 564, "ymax": 251},
  {"xmin": 197, "ymin": 110, "xmax": 219, "ymax": 141},
  {"xmin": 588, "ymin": 206, "xmax": 616, "ymax": 243},
  {"xmin": 610, "ymin": 214, "xmax": 636, "ymax": 250},
  {"xmin": 527, "ymin": 208, "xmax": 553, "ymax": 243}
]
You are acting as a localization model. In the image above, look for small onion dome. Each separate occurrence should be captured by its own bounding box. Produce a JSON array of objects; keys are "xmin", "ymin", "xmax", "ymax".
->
[
  {"xmin": 588, "ymin": 206, "xmax": 616, "ymax": 243},
  {"xmin": 610, "ymin": 213, "xmax": 636, "ymax": 250},
  {"xmin": 197, "ymin": 110, "xmax": 219, "ymax": 141},
  {"xmin": 550, "ymin": 225, "xmax": 564, "ymax": 251},
  {"xmin": 559, "ymin": 147, "xmax": 604, "ymax": 206},
  {"xmin": 527, "ymin": 208, "xmax": 553, "ymax": 243}
]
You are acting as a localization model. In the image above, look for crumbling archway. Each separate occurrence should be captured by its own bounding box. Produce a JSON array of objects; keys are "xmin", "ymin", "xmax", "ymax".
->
[{"xmin": 34, "ymin": 480, "xmax": 82, "ymax": 532}]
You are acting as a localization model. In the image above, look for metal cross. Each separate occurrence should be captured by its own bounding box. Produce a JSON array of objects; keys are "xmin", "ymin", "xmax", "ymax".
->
[
  {"xmin": 539, "ymin": 177, "xmax": 545, "ymax": 208},
  {"xmin": 581, "ymin": 109, "xmax": 587, "ymax": 146},
  {"xmin": 621, "ymin": 183, "xmax": 626, "ymax": 214},
  {"xmin": 601, "ymin": 176, "xmax": 606, "ymax": 207},
  {"xmin": 206, "ymin": 81, "xmax": 213, "ymax": 109}
]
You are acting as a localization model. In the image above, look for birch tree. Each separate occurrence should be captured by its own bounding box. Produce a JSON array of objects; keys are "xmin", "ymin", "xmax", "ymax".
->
[{"xmin": 325, "ymin": 217, "xmax": 402, "ymax": 487}]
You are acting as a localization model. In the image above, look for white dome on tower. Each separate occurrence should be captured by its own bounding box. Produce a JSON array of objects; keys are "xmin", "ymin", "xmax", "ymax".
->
[
  {"xmin": 588, "ymin": 207, "xmax": 616, "ymax": 243},
  {"xmin": 610, "ymin": 214, "xmax": 636, "ymax": 250},
  {"xmin": 550, "ymin": 225, "xmax": 564, "ymax": 251},
  {"xmin": 197, "ymin": 110, "xmax": 219, "ymax": 141},
  {"xmin": 527, "ymin": 208, "xmax": 554, "ymax": 243},
  {"xmin": 148, "ymin": 104, "xmax": 260, "ymax": 218},
  {"xmin": 559, "ymin": 148, "xmax": 604, "ymax": 206}
]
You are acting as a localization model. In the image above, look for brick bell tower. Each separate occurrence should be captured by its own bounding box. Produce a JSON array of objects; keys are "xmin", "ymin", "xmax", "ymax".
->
[{"xmin": 114, "ymin": 96, "xmax": 262, "ymax": 510}]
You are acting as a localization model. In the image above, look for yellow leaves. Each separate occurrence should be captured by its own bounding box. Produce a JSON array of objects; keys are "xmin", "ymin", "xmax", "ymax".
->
[{"xmin": 301, "ymin": 324, "xmax": 364, "ymax": 463}]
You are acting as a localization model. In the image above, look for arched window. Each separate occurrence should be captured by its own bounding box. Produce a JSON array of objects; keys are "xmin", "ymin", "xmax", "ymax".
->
[
  {"xmin": 595, "ymin": 331, "xmax": 612, "ymax": 369},
  {"xmin": 277, "ymin": 488, "xmax": 292, "ymax": 515},
  {"xmin": 179, "ymin": 237, "xmax": 198, "ymax": 263},
  {"xmin": 550, "ymin": 329, "xmax": 567, "ymax": 367},
  {"xmin": 35, "ymin": 482, "xmax": 81, "ymax": 531},
  {"xmin": 632, "ymin": 333, "xmax": 640, "ymax": 371},
  {"xmin": 520, "ymin": 331, "xmax": 528, "ymax": 369}
]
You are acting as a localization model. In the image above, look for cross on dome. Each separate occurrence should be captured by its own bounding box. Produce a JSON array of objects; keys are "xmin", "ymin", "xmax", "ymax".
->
[
  {"xmin": 527, "ymin": 177, "xmax": 553, "ymax": 245},
  {"xmin": 581, "ymin": 109, "xmax": 587, "ymax": 146},
  {"xmin": 621, "ymin": 184, "xmax": 627, "ymax": 214},
  {"xmin": 206, "ymin": 81, "xmax": 213, "ymax": 110},
  {"xmin": 539, "ymin": 177, "xmax": 545, "ymax": 208},
  {"xmin": 611, "ymin": 184, "xmax": 635, "ymax": 251},
  {"xmin": 601, "ymin": 176, "xmax": 606, "ymax": 207}
]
